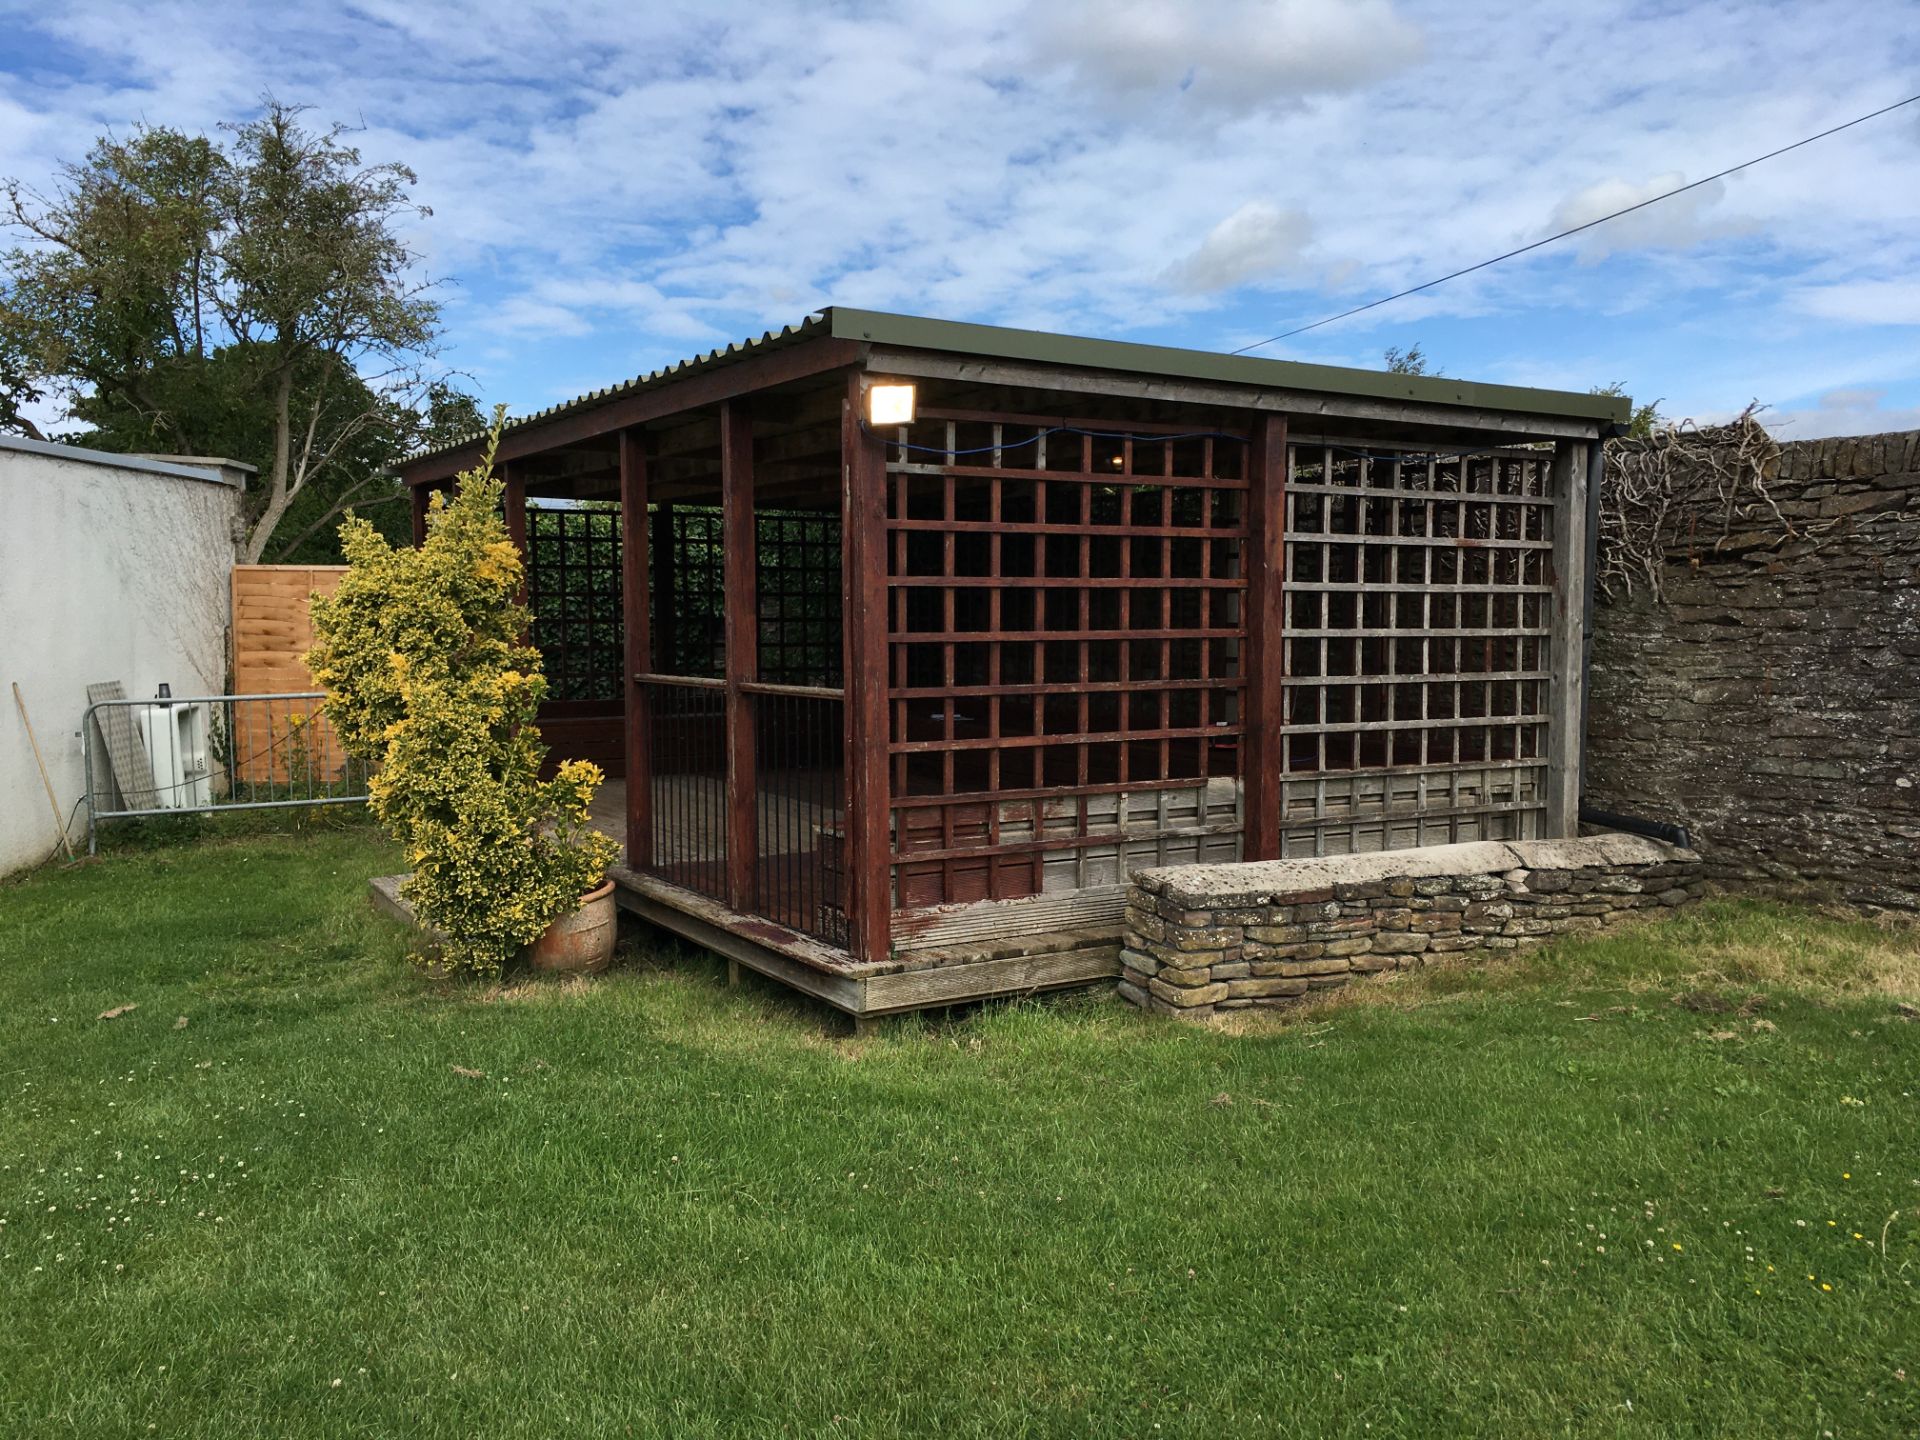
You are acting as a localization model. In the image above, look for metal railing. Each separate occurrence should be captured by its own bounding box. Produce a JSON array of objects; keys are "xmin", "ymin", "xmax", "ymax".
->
[
  {"xmin": 84, "ymin": 690, "xmax": 370, "ymax": 853},
  {"xmin": 749, "ymin": 685, "xmax": 847, "ymax": 947},
  {"xmin": 637, "ymin": 675, "xmax": 849, "ymax": 946}
]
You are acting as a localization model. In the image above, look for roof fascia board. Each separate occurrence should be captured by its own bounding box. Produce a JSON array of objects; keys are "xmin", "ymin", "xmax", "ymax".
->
[
  {"xmin": 399, "ymin": 334, "xmax": 863, "ymax": 485},
  {"xmin": 830, "ymin": 307, "xmax": 1627, "ymax": 428},
  {"xmin": 861, "ymin": 346, "xmax": 1605, "ymax": 442}
]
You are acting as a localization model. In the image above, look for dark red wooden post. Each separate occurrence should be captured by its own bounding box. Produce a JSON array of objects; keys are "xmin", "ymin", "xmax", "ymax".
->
[
  {"xmin": 620, "ymin": 428, "xmax": 651, "ymax": 869},
  {"xmin": 1242, "ymin": 411, "xmax": 1288, "ymax": 862},
  {"xmin": 651, "ymin": 504, "xmax": 676, "ymax": 674},
  {"xmin": 410, "ymin": 483, "xmax": 430, "ymax": 546},
  {"xmin": 502, "ymin": 464, "xmax": 527, "ymax": 548},
  {"xmin": 840, "ymin": 374, "xmax": 892, "ymax": 962},
  {"xmin": 720, "ymin": 400, "xmax": 757, "ymax": 911},
  {"xmin": 501, "ymin": 462, "xmax": 531, "ymax": 624}
]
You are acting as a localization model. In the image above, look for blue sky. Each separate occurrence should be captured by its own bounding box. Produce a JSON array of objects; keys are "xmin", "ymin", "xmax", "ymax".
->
[{"xmin": 3, "ymin": 0, "xmax": 1918, "ymax": 437}]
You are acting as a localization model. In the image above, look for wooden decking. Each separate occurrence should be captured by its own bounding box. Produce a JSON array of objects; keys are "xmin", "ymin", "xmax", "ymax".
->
[{"xmin": 586, "ymin": 778, "xmax": 1122, "ymax": 1025}]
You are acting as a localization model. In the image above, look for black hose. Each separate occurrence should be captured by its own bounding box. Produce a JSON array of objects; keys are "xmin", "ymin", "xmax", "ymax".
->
[{"xmin": 1579, "ymin": 806, "xmax": 1692, "ymax": 851}]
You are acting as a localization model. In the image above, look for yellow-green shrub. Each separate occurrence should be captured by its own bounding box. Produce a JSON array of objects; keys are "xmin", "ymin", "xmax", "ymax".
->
[{"xmin": 307, "ymin": 411, "xmax": 618, "ymax": 976}]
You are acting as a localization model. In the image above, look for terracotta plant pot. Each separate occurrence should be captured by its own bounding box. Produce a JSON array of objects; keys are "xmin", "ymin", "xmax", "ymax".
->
[{"xmin": 526, "ymin": 879, "xmax": 617, "ymax": 975}]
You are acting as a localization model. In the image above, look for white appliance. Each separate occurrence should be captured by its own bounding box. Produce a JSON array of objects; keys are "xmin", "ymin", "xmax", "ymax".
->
[{"xmin": 137, "ymin": 688, "xmax": 212, "ymax": 809}]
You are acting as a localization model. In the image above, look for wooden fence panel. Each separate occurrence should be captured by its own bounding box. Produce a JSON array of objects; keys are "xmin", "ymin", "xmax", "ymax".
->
[{"xmin": 231, "ymin": 565, "xmax": 348, "ymax": 784}]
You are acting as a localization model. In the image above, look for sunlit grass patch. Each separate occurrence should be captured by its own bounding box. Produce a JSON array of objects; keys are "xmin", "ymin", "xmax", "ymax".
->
[{"xmin": 1, "ymin": 831, "xmax": 1916, "ymax": 1438}]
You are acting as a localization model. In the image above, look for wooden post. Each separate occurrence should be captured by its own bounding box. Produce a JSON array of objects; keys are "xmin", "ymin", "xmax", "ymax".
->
[
  {"xmin": 410, "ymin": 483, "xmax": 430, "ymax": 546},
  {"xmin": 502, "ymin": 464, "xmax": 528, "ymax": 551},
  {"xmin": 651, "ymin": 504, "xmax": 677, "ymax": 674},
  {"xmin": 501, "ymin": 463, "xmax": 531, "ymax": 626},
  {"xmin": 1241, "ymin": 411, "xmax": 1288, "ymax": 862},
  {"xmin": 619, "ymin": 428, "xmax": 652, "ymax": 869},
  {"xmin": 1545, "ymin": 438, "xmax": 1589, "ymax": 838},
  {"xmin": 840, "ymin": 374, "xmax": 891, "ymax": 962},
  {"xmin": 721, "ymin": 400, "xmax": 757, "ymax": 911}
]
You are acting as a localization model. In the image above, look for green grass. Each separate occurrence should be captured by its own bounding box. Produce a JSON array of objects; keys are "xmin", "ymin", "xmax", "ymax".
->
[{"xmin": 1, "ymin": 831, "xmax": 1916, "ymax": 1438}]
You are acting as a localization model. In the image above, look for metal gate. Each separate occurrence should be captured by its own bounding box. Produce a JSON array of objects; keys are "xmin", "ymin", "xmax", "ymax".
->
[{"xmin": 83, "ymin": 690, "xmax": 369, "ymax": 852}]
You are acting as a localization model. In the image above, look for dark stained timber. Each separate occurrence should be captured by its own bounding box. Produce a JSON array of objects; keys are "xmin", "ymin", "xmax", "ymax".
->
[
  {"xmin": 619, "ymin": 430, "xmax": 650, "ymax": 867},
  {"xmin": 882, "ymin": 408, "xmax": 1252, "ymax": 909}
]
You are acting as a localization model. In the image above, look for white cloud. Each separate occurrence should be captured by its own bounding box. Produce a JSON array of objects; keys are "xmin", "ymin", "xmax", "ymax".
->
[
  {"xmin": 1787, "ymin": 279, "xmax": 1920, "ymax": 326},
  {"xmin": 1031, "ymin": 0, "xmax": 1426, "ymax": 112},
  {"xmin": 1760, "ymin": 386, "xmax": 1920, "ymax": 439},
  {"xmin": 0, "ymin": 0, "xmax": 1917, "ymax": 428},
  {"xmin": 1165, "ymin": 202, "xmax": 1312, "ymax": 293},
  {"xmin": 1545, "ymin": 173, "xmax": 1751, "ymax": 262}
]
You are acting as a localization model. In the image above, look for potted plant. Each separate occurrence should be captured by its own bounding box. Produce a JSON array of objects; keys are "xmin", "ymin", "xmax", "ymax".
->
[{"xmin": 307, "ymin": 409, "xmax": 620, "ymax": 977}]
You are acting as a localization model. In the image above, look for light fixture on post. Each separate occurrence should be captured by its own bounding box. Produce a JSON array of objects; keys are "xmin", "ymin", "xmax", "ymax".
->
[{"xmin": 866, "ymin": 380, "xmax": 916, "ymax": 427}]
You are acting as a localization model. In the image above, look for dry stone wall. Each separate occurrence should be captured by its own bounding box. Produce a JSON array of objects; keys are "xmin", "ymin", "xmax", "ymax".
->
[
  {"xmin": 1119, "ymin": 834, "xmax": 1702, "ymax": 1019},
  {"xmin": 1587, "ymin": 429, "xmax": 1920, "ymax": 911}
]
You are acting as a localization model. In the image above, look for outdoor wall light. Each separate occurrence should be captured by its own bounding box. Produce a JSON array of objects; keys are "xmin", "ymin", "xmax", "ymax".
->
[{"xmin": 867, "ymin": 381, "xmax": 917, "ymax": 427}]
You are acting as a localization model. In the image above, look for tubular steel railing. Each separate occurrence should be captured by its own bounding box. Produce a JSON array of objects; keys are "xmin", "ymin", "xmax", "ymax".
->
[
  {"xmin": 640, "ymin": 677, "xmax": 730, "ymax": 904},
  {"xmin": 84, "ymin": 691, "xmax": 369, "ymax": 853},
  {"xmin": 638, "ymin": 675, "xmax": 848, "ymax": 947},
  {"xmin": 749, "ymin": 684, "xmax": 847, "ymax": 947}
]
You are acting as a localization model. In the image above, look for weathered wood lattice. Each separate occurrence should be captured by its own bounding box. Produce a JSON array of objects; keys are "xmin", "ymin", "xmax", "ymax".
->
[
  {"xmin": 883, "ymin": 409, "xmax": 1249, "ymax": 909},
  {"xmin": 1279, "ymin": 443, "xmax": 1554, "ymax": 854}
]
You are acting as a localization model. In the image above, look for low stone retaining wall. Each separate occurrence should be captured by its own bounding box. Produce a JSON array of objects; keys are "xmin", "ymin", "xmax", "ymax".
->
[{"xmin": 1119, "ymin": 833, "xmax": 1704, "ymax": 1019}]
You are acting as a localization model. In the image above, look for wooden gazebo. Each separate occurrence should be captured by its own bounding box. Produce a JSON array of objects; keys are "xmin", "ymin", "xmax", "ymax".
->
[{"xmin": 397, "ymin": 309, "xmax": 1628, "ymax": 1023}]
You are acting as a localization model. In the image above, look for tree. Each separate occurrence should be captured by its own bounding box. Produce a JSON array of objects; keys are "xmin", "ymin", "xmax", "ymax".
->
[
  {"xmin": 1590, "ymin": 381, "xmax": 1666, "ymax": 439},
  {"xmin": 266, "ymin": 379, "xmax": 483, "ymax": 563},
  {"xmin": 0, "ymin": 302, "xmax": 44, "ymax": 438},
  {"xmin": 3, "ymin": 126, "xmax": 224, "ymax": 447},
  {"xmin": 75, "ymin": 352, "xmax": 480, "ymax": 562},
  {"xmin": 1383, "ymin": 342, "xmax": 1441, "ymax": 377},
  {"xmin": 2, "ymin": 99, "xmax": 447, "ymax": 560}
]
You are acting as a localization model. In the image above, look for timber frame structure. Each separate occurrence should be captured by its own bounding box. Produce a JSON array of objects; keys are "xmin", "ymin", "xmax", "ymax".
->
[{"xmin": 398, "ymin": 309, "xmax": 1628, "ymax": 1022}]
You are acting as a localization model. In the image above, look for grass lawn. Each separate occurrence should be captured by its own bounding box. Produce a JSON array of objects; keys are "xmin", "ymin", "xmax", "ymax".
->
[{"xmin": 1, "ymin": 825, "xmax": 1917, "ymax": 1438}]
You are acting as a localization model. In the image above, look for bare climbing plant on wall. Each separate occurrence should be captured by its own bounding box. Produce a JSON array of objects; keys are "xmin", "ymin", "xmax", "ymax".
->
[{"xmin": 1597, "ymin": 405, "xmax": 1786, "ymax": 602}]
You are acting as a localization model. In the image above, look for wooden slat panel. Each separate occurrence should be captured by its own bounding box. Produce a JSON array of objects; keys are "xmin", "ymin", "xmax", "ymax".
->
[{"xmin": 230, "ymin": 565, "xmax": 347, "ymax": 783}]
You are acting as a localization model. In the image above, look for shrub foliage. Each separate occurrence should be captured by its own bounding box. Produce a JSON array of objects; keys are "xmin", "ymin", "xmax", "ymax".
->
[{"xmin": 307, "ymin": 411, "xmax": 618, "ymax": 975}]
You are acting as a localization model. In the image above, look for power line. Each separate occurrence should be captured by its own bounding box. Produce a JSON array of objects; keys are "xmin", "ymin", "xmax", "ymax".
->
[{"xmin": 1230, "ymin": 90, "xmax": 1920, "ymax": 355}]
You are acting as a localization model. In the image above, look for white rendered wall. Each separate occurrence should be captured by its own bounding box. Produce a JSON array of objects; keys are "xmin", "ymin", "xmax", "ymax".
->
[{"xmin": 0, "ymin": 438, "xmax": 241, "ymax": 875}]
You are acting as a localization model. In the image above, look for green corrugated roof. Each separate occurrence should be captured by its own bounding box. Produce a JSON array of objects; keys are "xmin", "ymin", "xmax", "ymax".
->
[
  {"xmin": 831, "ymin": 308, "xmax": 1630, "ymax": 424},
  {"xmin": 404, "ymin": 306, "xmax": 1627, "ymax": 467}
]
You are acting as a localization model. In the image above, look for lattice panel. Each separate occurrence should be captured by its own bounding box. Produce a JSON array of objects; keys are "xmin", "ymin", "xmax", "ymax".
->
[
  {"xmin": 656, "ymin": 506, "xmax": 726, "ymax": 678},
  {"xmin": 1279, "ymin": 443, "xmax": 1554, "ymax": 855},
  {"xmin": 526, "ymin": 505, "xmax": 623, "ymax": 702},
  {"xmin": 757, "ymin": 509, "xmax": 843, "ymax": 687},
  {"xmin": 884, "ymin": 410, "xmax": 1249, "ymax": 908}
]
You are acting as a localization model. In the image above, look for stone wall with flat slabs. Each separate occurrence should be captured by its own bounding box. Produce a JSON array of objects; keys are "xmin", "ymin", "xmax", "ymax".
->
[{"xmin": 1118, "ymin": 833, "xmax": 1704, "ymax": 1020}]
